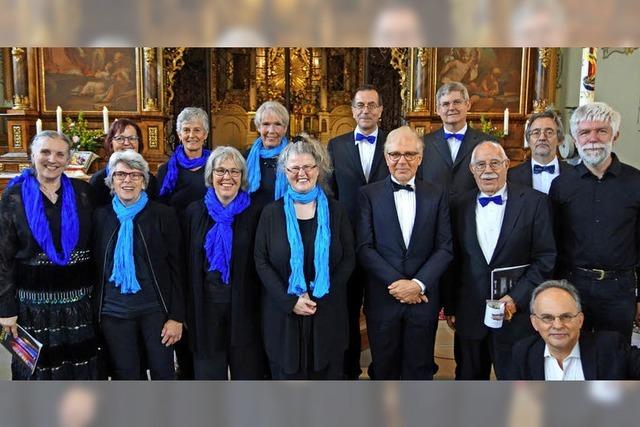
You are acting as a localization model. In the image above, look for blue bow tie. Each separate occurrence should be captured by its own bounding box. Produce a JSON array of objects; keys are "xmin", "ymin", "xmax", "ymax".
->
[
  {"xmin": 355, "ymin": 133, "xmax": 376, "ymax": 144},
  {"xmin": 478, "ymin": 195, "xmax": 503, "ymax": 207},
  {"xmin": 391, "ymin": 181, "xmax": 414, "ymax": 192},
  {"xmin": 444, "ymin": 132, "xmax": 464, "ymax": 141},
  {"xmin": 533, "ymin": 164, "xmax": 556, "ymax": 174}
]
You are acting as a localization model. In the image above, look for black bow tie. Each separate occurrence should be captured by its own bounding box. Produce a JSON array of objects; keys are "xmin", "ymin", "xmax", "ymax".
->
[
  {"xmin": 391, "ymin": 181, "xmax": 414, "ymax": 192},
  {"xmin": 533, "ymin": 164, "xmax": 556, "ymax": 174}
]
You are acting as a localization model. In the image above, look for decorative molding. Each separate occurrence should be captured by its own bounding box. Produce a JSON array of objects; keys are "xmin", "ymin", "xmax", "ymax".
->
[
  {"xmin": 11, "ymin": 47, "xmax": 25, "ymax": 61},
  {"xmin": 602, "ymin": 48, "xmax": 637, "ymax": 59},
  {"xmin": 18, "ymin": 163, "xmax": 30, "ymax": 171},
  {"xmin": 143, "ymin": 47, "xmax": 156, "ymax": 64},
  {"xmin": 163, "ymin": 48, "xmax": 186, "ymax": 113},
  {"xmin": 417, "ymin": 48, "xmax": 430, "ymax": 68},
  {"xmin": 12, "ymin": 94, "xmax": 29, "ymax": 109},
  {"xmin": 389, "ymin": 48, "xmax": 409, "ymax": 111},
  {"xmin": 532, "ymin": 99, "xmax": 548, "ymax": 113},
  {"xmin": 143, "ymin": 97, "xmax": 158, "ymax": 112},
  {"xmin": 538, "ymin": 48, "xmax": 552, "ymax": 68},
  {"xmin": 11, "ymin": 125, "xmax": 22, "ymax": 148},
  {"xmin": 148, "ymin": 126, "xmax": 159, "ymax": 149}
]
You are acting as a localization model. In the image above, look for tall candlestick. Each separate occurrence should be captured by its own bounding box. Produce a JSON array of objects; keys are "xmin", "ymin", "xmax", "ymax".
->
[
  {"xmin": 56, "ymin": 106, "xmax": 63, "ymax": 134},
  {"xmin": 103, "ymin": 106, "xmax": 110, "ymax": 134},
  {"xmin": 36, "ymin": 118, "xmax": 42, "ymax": 134},
  {"xmin": 503, "ymin": 108, "xmax": 509, "ymax": 136}
]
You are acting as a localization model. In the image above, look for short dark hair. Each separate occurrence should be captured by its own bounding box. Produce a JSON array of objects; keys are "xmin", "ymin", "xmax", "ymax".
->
[
  {"xmin": 353, "ymin": 84, "xmax": 383, "ymax": 106},
  {"xmin": 104, "ymin": 118, "xmax": 144, "ymax": 154},
  {"xmin": 525, "ymin": 109, "xmax": 565, "ymax": 143}
]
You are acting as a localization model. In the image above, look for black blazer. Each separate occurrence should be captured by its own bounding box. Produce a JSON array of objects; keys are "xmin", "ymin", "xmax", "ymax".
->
[
  {"xmin": 328, "ymin": 130, "xmax": 389, "ymax": 225},
  {"xmin": 445, "ymin": 183, "xmax": 556, "ymax": 340},
  {"xmin": 92, "ymin": 200, "xmax": 186, "ymax": 323},
  {"xmin": 356, "ymin": 177, "xmax": 453, "ymax": 316},
  {"xmin": 254, "ymin": 197, "xmax": 355, "ymax": 373},
  {"xmin": 418, "ymin": 126, "xmax": 496, "ymax": 201},
  {"xmin": 511, "ymin": 331, "xmax": 640, "ymax": 380},
  {"xmin": 183, "ymin": 200, "xmax": 262, "ymax": 355},
  {"xmin": 507, "ymin": 158, "xmax": 570, "ymax": 190}
]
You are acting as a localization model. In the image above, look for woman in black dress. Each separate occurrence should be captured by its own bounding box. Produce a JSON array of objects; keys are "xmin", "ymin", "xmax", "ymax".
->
[
  {"xmin": 92, "ymin": 150, "xmax": 185, "ymax": 380},
  {"xmin": 89, "ymin": 118, "xmax": 158, "ymax": 205},
  {"xmin": 254, "ymin": 134, "xmax": 355, "ymax": 379},
  {"xmin": 184, "ymin": 146, "xmax": 265, "ymax": 379},
  {"xmin": 0, "ymin": 131, "xmax": 97, "ymax": 380}
]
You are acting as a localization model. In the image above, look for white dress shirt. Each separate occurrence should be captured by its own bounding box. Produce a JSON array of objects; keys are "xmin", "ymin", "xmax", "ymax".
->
[
  {"xmin": 445, "ymin": 123, "xmax": 467, "ymax": 162},
  {"xmin": 390, "ymin": 176, "xmax": 426, "ymax": 293},
  {"xmin": 354, "ymin": 126, "xmax": 379, "ymax": 182},
  {"xmin": 531, "ymin": 157, "xmax": 560, "ymax": 194},
  {"xmin": 476, "ymin": 184, "xmax": 508, "ymax": 264},
  {"xmin": 544, "ymin": 342, "xmax": 585, "ymax": 381}
]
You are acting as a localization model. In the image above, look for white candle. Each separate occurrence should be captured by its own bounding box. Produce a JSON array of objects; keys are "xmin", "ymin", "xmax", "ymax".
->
[
  {"xmin": 503, "ymin": 108, "xmax": 509, "ymax": 136},
  {"xmin": 36, "ymin": 119, "xmax": 42, "ymax": 134},
  {"xmin": 56, "ymin": 106, "xmax": 63, "ymax": 134},
  {"xmin": 103, "ymin": 106, "xmax": 110, "ymax": 134}
]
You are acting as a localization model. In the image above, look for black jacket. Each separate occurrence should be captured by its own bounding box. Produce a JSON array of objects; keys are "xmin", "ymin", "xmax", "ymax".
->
[
  {"xmin": 511, "ymin": 331, "xmax": 640, "ymax": 380},
  {"xmin": 92, "ymin": 199, "xmax": 186, "ymax": 323},
  {"xmin": 183, "ymin": 199, "xmax": 263, "ymax": 355},
  {"xmin": 254, "ymin": 197, "xmax": 355, "ymax": 373}
]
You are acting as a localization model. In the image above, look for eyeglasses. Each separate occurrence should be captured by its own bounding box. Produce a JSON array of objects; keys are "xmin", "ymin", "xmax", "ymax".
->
[
  {"xmin": 439, "ymin": 99, "xmax": 466, "ymax": 109},
  {"xmin": 387, "ymin": 151, "xmax": 420, "ymax": 162},
  {"xmin": 529, "ymin": 128, "xmax": 557, "ymax": 139},
  {"xmin": 471, "ymin": 160, "xmax": 506, "ymax": 172},
  {"xmin": 113, "ymin": 135, "xmax": 140, "ymax": 143},
  {"xmin": 532, "ymin": 312, "xmax": 582, "ymax": 325},
  {"xmin": 286, "ymin": 164, "xmax": 318, "ymax": 175},
  {"xmin": 213, "ymin": 167, "xmax": 242, "ymax": 178},
  {"xmin": 113, "ymin": 171, "xmax": 144, "ymax": 181},
  {"xmin": 352, "ymin": 102, "xmax": 380, "ymax": 111}
]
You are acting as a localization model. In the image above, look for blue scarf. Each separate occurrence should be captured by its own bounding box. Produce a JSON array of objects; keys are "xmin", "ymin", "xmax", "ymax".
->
[
  {"xmin": 110, "ymin": 192, "xmax": 148, "ymax": 294},
  {"xmin": 159, "ymin": 145, "xmax": 211, "ymax": 196},
  {"xmin": 284, "ymin": 185, "xmax": 331, "ymax": 298},
  {"xmin": 204, "ymin": 189, "xmax": 251, "ymax": 284},
  {"xmin": 7, "ymin": 169, "xmax": 79, "ymax": 266},
  {"xmin": 246, "ymin": 136, "xmax": 288, "ymax": 200}
]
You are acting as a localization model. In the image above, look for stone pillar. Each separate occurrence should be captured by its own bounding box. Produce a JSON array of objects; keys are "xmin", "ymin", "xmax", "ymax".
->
[
  {"xmin": 10, "ymin": 47, "xmax": 29, "ymax": 109},
  {"xmin": 142, "ymin": 48, "xmax": 159, "ymax": 111}
]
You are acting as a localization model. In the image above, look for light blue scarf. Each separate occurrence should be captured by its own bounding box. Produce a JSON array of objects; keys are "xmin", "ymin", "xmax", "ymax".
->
[
  {"xmin": 246, "ymin": 136, "xmax": 288, "ymax": 200},
  {"xmin": 110, "ymin": 191, "xmax": 149, "ymax": 294},
  {"xmin": 284, "ymin": 185, "xmax": 331, "ymax": 298}
]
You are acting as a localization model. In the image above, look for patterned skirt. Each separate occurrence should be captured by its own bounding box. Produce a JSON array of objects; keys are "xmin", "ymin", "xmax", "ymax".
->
[{"xmin": 12, "ymin": 286, "xmax": 98, "ymax": 380}]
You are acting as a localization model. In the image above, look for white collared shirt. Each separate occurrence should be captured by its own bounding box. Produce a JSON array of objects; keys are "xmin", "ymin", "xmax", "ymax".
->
[
  {"xmin": 476, "ymin": 184, "xmax": 508, "ymax": 264},
  {"xmin": 390, "ymin": 176, "xmax": 426, "ymax": 294},
  {"xmin": 445, "ymin": 123, "xmax": 467, "ymax": 162},
  {"xmin": 531, "ymin": 157, "xmax": 560, "ymax": 194},
  {"xmin": 544, "ymin": 342, "xmax": 585, "ymax": 381},
  {"xmin": 354, "ymin": 126, "xmax": 379, "ymax": 182}
]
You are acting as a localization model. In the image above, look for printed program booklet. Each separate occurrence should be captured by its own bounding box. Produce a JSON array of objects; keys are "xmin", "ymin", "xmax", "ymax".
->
[
  {"xmin": 0, "ymin": 325, "xmax": 42, "ymax": 375},
  {"xmin": 490, "ymin": 264, "xmax": 530, "ymax": 300}
]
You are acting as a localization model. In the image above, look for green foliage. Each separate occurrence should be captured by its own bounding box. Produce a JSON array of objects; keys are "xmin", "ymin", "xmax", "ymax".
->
[
  {"xmin": 62, "ymin": 112, "xmax": 103, "ymax": 152},
  {"xmin": 470, "ymin": 115, "xmax": 505, "ymax": 139}
]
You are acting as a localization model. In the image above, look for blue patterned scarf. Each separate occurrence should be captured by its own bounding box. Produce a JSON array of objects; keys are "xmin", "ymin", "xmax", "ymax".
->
[
  {"xmin": 284, "ymin": 185, "xmax": 331, "ymax": 298},
  {"xmin": 7, "ymin": 169, "xmax": 79, "ymax": 266},
  {"xmin": 110, "ymin": 191, "xmax": 148, "ymax": 294},
  {"xmin": 159, "ymin": 145, "xmax": 211, "ymax": 196},
  {"xmin": 204, "ymin": 188, "xmax": 251, "ymax": 284},
  {"xmin": 246, "ymin": 136, "xmax": 288, "ymax": 200}
]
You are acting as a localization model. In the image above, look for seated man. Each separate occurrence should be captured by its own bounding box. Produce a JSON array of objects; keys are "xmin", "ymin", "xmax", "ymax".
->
[{"xmin": 512, "ymin": 280, "xmax": 640, "ymax": 380}]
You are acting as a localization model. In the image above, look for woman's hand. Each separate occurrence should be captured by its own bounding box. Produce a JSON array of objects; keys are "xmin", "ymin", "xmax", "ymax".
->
[
  {"xmin": 293, "ymin": 293, "xmax": 317, "ymax": 316},
  {"xmin": 0, "ymin": 316, "xmax": 18, "ymax": 338},
  {"xmin": 161, "ymin": 319, "xmax": 183, "ymax": 346}
]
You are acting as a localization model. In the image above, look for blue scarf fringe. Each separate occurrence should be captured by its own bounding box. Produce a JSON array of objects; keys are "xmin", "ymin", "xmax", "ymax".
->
[
  {"xmin": 110, "ymin": 192, "xmax": 149, "ymax": 294},
  {"xmin": 8, "ymin": 169, "xmax": 79, "ymax": 266},
  {"xmin": 284, "ymin": 185, "xmax": 331, "ymax": 298},
  {"xmin": 204, "ymin": 189, "xmax": 251, "ymax": 284}
]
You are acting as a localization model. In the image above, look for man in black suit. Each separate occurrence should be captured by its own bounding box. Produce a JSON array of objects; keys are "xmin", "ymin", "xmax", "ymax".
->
[
  {"xmin": 508, "ymin": 109, "xmax": 569, "ymax": 194},
  {"xmin": 328, "ymin": 84, "xmax": 389, "ymax": 379},
  {"xmin": 445, "ymin": 141, "xmax": 556, "ymax": 380},
  {"xmin": 357, "ymin": 126, "xmax": 453, "ymax": 379},
  {"xmin": 418, "ymin": 81, "xmax": 495, "ymax": 201},
  {"xmin": 513, "ymin": 280, "xmax": 640, "ymax": 380}
]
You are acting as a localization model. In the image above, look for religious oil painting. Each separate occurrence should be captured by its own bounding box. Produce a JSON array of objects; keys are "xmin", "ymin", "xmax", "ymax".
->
[
  {"xmin": 41, "ymin": 48, "xmax": 139, "ymax": 112},
  {"xmin": 435, "ymin": 48, "xmax": 526, "ymax": 114}
]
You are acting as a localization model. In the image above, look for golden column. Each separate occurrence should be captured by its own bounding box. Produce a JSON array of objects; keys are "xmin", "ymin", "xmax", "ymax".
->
[
  {"xmin": 10, "ymin": 47, "xmax": 29, "ymax": 109},
  {"xmin": 142, "ymin": 47, "xmax": 160, "ymax": 112},
  {"xmin": 532, "ymin": 48, "xmax": 558, "ymax": 113}
]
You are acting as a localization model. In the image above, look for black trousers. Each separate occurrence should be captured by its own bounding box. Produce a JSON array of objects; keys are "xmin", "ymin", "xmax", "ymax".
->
[
  {"xmin": 100, "ymin": 311, "xmax": 175, "ymax": 380},
  {"xmin": 192, "ymin": 300, "xmax": 266, "ymax": 380},
  {"xmin": 269, "ymin": 357, "xmax": 343, "ymax": 380},
  {"xmin": 366, "ymin": 298, "xmax": 439, "ymax": 380},
  {"xmin": 566, "ymin": 270, "xmax": 637, "ymax": 343},
  {"xmin": 344, "ymin": 264, "xmax": 364, "ymax": 379}
]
